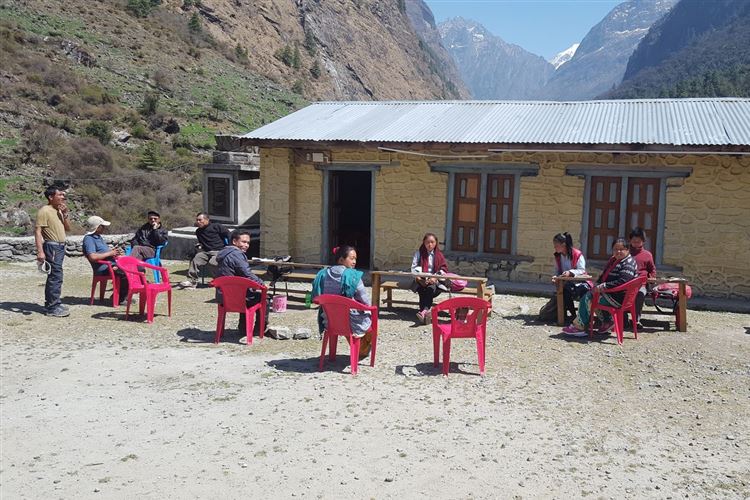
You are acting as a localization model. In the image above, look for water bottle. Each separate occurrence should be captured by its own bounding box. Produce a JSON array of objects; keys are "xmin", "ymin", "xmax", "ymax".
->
[{"xmin": 305, "ymin": 292, "xmax": 312, "ymax": 308}]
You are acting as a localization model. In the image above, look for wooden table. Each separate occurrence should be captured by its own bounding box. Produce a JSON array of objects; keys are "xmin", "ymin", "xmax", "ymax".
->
[
  {"xmin": 554, "ymin": 275, "xmax": 593, "ymax": 327},
  {"xmin": 554, "ymin": 275, "xmax": 689, "ymax": 332},
  {"xmin": 370, "ymin": 270, "xmax": 491, "ymax": 314},
  {"xmin": 249, "ymin": 259, "xmax": 326, "ymax": 298}
]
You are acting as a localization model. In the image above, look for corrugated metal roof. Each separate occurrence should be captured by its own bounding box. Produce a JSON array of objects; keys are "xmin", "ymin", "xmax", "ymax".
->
[{"xmin": 238, "ymin": 98, "xmax": 750, "ymax": 147}]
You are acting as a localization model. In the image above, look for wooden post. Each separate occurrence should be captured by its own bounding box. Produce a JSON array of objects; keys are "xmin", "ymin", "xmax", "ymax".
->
[
  {"xmin": 371, "ymin": 272, "xmax": 381, "ymax": 319},
  {"xmin": 678, "ymin": 281, "xmax": 688, "ymax": 332},
  {"xmin": 556, "ymin": 279, "xmax": 565, "ymax": 326}
]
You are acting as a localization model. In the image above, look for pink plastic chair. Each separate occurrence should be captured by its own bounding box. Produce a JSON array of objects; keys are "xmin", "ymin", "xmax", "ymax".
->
[
  {"xmin": 116, "ymin": 256, "xmax": 172, "ymax": 323},
  {"xmin": 313, "ymin": 295, "xmax": 378, "ymax": 376},
  {"xmin": 210, "ymin": 276, "xmax": 268, "ymax": 345},
  {"xmin": 589, "ymin": 276, "xmax": 648, "ymax": 344},
  {"xmin": 89, "ymin": 260, "xmax": 120, "ymax": 307},
  {"xmin": 431, "ymin": 297, "xmax": 491, "ymax": 377}
]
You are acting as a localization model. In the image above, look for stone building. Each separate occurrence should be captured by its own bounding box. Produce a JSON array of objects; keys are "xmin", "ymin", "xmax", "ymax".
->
[{"xmin": 222, "ymin": 99, "xmax": 750, "ymax": 299}]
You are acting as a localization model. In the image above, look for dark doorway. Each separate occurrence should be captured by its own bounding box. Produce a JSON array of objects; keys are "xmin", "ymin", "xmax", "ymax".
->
[{"xmin": 328, "ymin": 171, "xmax": 372, "ymax": 268}]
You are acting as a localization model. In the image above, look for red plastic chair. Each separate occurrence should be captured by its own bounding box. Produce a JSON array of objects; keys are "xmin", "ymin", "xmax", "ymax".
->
[
  {"xmin": 116, "ymin": 256, "xmax": 172, "ymax": 323},
  {"xmin": 431, "ymin": 297, "xmax": 491, "ymax": 377},
  {"xmin": 210, "ymin": 276, "xmax": 268, "ymax": 346},
  {"xmin": 313, "ymin": 295, "xmax": 378, "ymax": 376},
  {"xmin": 589, "ymin": 276, "xmax": 648, "ymax": 344},
  {"xmin": 89, "ymin": 260, "xmax": 120, "ymax": 307}
]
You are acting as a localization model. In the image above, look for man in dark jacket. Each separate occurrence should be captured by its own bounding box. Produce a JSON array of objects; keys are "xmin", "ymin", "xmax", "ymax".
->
[
  {"xmin": 129, "ymin": 211, "xmax": 168, "ymax": 261},
  {"xmin": 215, "ymin": 229, "xmax": 267, "ymax": 333},
  {"xmin": 180, "ymin": 212, "xmax": 230, "ymax": 288}
]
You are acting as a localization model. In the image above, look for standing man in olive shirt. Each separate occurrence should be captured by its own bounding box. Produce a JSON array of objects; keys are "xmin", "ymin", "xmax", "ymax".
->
[{"xmin": 35, "ymin": 185, "xmax": 71, "ymax": 317}]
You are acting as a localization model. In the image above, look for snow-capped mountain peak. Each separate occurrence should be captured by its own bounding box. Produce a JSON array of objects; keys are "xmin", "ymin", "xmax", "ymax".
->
[{"xmin": 550, "ymin": 43, "xmax": 580, "ymax": 69}]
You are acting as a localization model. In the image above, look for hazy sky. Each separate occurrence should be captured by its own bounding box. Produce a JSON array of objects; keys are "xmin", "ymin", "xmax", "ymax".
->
[{"xmin": 423, "ymin": 0, "xmax": 622, "ymax": 60}]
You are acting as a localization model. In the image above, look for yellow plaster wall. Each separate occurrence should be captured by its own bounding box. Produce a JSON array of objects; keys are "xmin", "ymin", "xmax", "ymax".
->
[
  {"xmin": 258, "ymin": 146, "xmax": 750, "ymax": 299},
  {"xmin": 259, "ymin": 148, "xmax": 293, "ymax": 257}
]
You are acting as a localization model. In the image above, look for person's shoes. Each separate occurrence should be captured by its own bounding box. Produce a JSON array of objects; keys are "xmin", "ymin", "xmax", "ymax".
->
[
  {"xmin": 437, "ymin": 282, "xmax": 449, "ymax": 292},
  {"xmin": 179, "ymin": 280, "xmax": 197, "ymax": 289},
  {"xmin": 416, "ymin": 309, "xmax": 426, "ymax": 323},
  {"xmin": 423, "ymin": 308, "xmax": 432, "ymax": 325},
  {"xmin": 635, "ymin": 321, "xmax": 644, "ymax": 330},
  {"xmin": 597, "ymin": 320, "xmax": 615, "ymax": 334},
  {"xmin": 46, "ymin": 306, "xmax": 70, "ymax": 317},
  {"xmin": 562, "ymin": 324, "xmax": 587, "ymax": 337},
  {"xmin": 119, "ymin": 296, "xmax": 138, "ymax": 306}
]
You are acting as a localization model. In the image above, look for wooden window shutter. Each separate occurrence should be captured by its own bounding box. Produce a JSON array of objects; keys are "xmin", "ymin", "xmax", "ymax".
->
[
  {"xmin": 587, "ymin": 176, "xmax": 621, "ymax": 260},
  {"xmin": 483, "ymin": 174, "xmax": 514, "ymax": 253},
  {"xmin": 451, "ymin": 173, "xmax": 480, "ymax": 251},
  {"xmin": 626, "ymin": 177, "xmax": 660, "ymax": 260}
]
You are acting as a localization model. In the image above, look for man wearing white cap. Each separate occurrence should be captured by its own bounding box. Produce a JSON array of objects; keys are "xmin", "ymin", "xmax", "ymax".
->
[{"xmin": 83, "ymin": 215, "xmax": 129, "ymax": 304}]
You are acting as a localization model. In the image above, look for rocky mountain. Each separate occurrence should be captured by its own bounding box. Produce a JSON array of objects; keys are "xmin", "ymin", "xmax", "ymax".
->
[
  {"xmin": 541, "ymin": 0, "xmax": 677, "ymax": 100},
  {"xmin": 438, "ymin": 17, "xmax": 554, "ymax": 100},
  {"xmin": 0, "ymin": 0, "xmax": 466, "ymax": 235},
  {"xmin": 608, "ymin": 0, "xmax": 750, "ymax": 98},
  {"xmin": 404, "ymin": 0, "xmax": 471, "ymax": 99},
  {"xmin": 550, "ymin": 43, "xmax": 580, "ymax": 70},
  {"xmin": 235, "ymin": 0, "xmax": 466, "ymax": 100}
]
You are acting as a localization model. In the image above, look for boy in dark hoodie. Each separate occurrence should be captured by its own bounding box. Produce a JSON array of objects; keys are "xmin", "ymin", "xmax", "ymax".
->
[{"xmin": 215, "ymin": 229, "xmax": 267, "ymax": 334}]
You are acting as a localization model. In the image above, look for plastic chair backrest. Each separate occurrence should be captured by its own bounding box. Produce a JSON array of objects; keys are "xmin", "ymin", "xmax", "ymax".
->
[
  {"xmin": 116, "ymin": 256, "xmax": 148, "ymax": 290},
  {"xmin": 432, "ymin": 296, "xmax": 490, "ymax": 338},
  {"xmin": 153, "ymin": 241, "xmax": 168, "ymax": 260},
  {"xmin": 211, "ymin": 276, "xmax": 266, "ymax": 312},
  {"xmin": 598, "ymin": 276, "xmax": 647, "ymax": 309},
  {"xmin": 313, "ymin": 294, "xmax": 371, "ymax": 337}
]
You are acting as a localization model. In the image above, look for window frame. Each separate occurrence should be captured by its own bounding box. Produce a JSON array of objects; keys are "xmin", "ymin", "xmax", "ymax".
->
[
  {"xmin": 432, "ymin": 162, "xmax": 539, "ymax": 257},
  {"xmin": 568, "ymin": 165, "xmax": 692, "ymax": 266}
]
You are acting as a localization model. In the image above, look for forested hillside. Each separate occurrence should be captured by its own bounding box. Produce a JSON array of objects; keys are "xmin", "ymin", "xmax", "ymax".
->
[{"xmin": 607, "ymin": 0, "xmax": 750, "ymax": 98}]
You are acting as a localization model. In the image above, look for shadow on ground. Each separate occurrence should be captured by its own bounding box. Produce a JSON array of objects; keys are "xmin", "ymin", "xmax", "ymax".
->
[
  {"xmin": 0, "ymin": 301, "xmax": 46, "ymax": 315},
  {"xmin": 176, "ymin": 327, "xmax": 263, "ymax": 344},
  {"xmin": 266, "ymin": 356, "xmax": 321, "ymax": 374},
  {"xmin": 395, "ymin": 362, "xmax": 481, "ymax": 377}
]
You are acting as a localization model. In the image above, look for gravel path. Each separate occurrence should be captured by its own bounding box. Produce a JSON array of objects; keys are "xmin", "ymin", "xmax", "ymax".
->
[{"xmin": 1, "ymin": 258, "xmax": 748, "ymax": 499}]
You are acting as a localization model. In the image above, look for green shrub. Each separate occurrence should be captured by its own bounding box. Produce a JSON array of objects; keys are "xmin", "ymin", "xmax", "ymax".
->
[
  {"xmin": 131, "ymin": 123, "xmax": 149, "ymax": 139},
  {"xmin": 292, "ymin": 45, "xmax": 301, "ymax": 70},
  {"xmin": 211, "ymin": 95, "xmax": 228, "ymax": 112},
  {"xmin": 274, "ymin": 45, "xmax": 294, "ymax": 67},
  {"xmin": 188, "ymin": 13, "xmax": 202, "ymax": 33},
  {"xmin": 85, "ymin": 121, "xmax": 112, "ymax": 145},
  {"xmin": 126, "ymin": 0, "xmax": 162, "ymax": 18},
  {"xmin": 140, "ymin": 92, "xmax": 160, "ymax": 116},
  {"xmin": 138, "ymin": 142, "xmax": 163, "ymax": 170},
  {"xmin": 304, "ymin": 30, "xmax": 316, "ymax": 56},
  {"xmin": 80, "ymin": 85, "xmax": 117, "ymax": 105},
  {"xmin": 292, "ymin": 79, "xmax": 304, "ymax": 95},
  {"xmin": 310, "ymin": 60, "xmax": 321, "ymax": 79}
]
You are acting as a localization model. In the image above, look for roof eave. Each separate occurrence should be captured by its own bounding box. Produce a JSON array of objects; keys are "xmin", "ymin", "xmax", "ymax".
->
[{"xmin": 218, "ymin": 136, "xmax": 750, "ymax": 155}]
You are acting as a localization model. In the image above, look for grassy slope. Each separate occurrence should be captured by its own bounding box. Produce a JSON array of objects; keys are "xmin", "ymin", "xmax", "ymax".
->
[{"xmin": 0, "ymin": 1, "xmax": 306, "ymax": 235}]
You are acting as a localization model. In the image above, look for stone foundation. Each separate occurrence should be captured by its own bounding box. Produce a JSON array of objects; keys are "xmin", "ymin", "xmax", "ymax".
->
[{"xmin": 0, "ymin": 234, "xmax": 132, "ymax": 262}]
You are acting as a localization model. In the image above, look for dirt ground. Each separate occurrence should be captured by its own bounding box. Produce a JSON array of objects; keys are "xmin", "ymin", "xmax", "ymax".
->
[{"xmin": 1, "ymin": 257, "xmax": 748, "ymax": 499}]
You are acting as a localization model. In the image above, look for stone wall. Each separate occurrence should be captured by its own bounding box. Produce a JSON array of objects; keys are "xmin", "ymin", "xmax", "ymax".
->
[
  {"xmin": 0, "ymin": 234, "xmax": 132, "ymax": 262},
  {"xmin": 257, "ymin": 145, "xmax": 750, "ymax": 299}
]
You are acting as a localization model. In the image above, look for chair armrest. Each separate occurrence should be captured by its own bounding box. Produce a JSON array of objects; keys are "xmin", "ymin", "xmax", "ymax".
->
[{"xmin": 141, "ymin": 262, "xmax": 169, "ymax": 282}]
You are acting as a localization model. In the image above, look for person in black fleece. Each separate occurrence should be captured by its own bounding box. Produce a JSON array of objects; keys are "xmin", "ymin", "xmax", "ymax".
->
[
  {"xmin": 215, "ymin": 229, "xmax": 268, "ymax": 334},
  {"xmin": 180, "ymin": 212, "xmax": 230, "ymax": 288}
]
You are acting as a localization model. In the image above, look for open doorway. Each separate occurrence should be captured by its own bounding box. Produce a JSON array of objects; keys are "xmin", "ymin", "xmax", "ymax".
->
[{"xmin": 328, "ymin": 170, "xmax": 372, "ymax": 268}]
